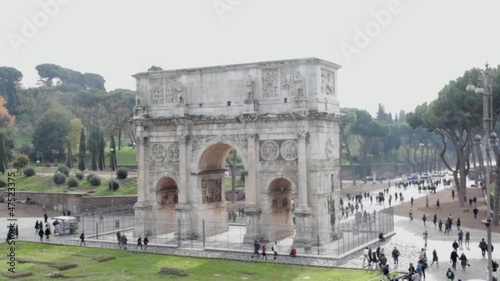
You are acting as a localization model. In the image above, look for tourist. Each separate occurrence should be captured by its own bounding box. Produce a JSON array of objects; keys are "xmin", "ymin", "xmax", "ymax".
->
[
  {"xmin": 261, "ymin": 244, "xmax": 267, "ymax": 261},
  {"xmin": 143, "ymin": 236, "xmax": 149, "ymax": 250},
  {"xmin": 116, "ymin": 231, "xmax": 122, "ymax": 248},
  {"xmin": 272, "ymin": 241, "xmax": 278, "ymax": 260},
  {"xmin": 136, "ymin": 236, "xmax": 143, "ymax": 250},
  {"xmin": 38, "ymin": 227, "xmax": 44, "ymax": 241},
  {"xmin": 433, "ymin": 214, "xmax": 437, "ymax": 227},
  {"xmin": 422, "ymin": 214, "xmax": 427, "ymax": 226},
  {"xmin": 79, "ymin": 232, "xmax": 85, "ymax": 246},
  {"xmin": 436, "ymin": 199, "xmax": 441, "ymax": 209},
  {"xmin": 411, "ymin": 197, "xmax": 414, "ymax": 207},
  {"xmin": 479, "ymin": 238, "xmax": 487, "ymax": 257},
  {"xmin": 363, "ymin": 247, "xmax": 370, "ymax": 265},
  {"xmin": 473, "ymin": 207, "xmax": 479, "ymax": 219},
  {"xmin": 378, "ymin": 253, "xmax": 388, "ymax": 270},
  {"xmin": 439, "ymin": 219, "xmax": 443, "ymax": 232},
  {"xmin": 456, "ymin": 218, "xmax": 461, "ymax": 230},
  {"xmin": 44, "ymin": 212, "xmax": 48, "ymax": 223},
  {"xmin": 252, "ymin": 240, "xmax": 260, "ymax": 258},
  {"xmin": 44, "ymin": 227, "xmax": 51, "ymax": 240},
  {"xmin": 409, "ymin": 209, "xmax": 413, "ymax": 221},
  {"xmin": 431, "ymin": 249, "xmax": 439, "ymax": 268},
  {"xmin": 450, "ymin": 250, "xmax": 458, "ymax": 270},
  {"xmin": 416, "ymin": 260, "xmax": 424, "ymax": 280},
  {"xmin": 121, "ymin": 234, "xmax": 128, "ymax": 250},
  {"xmin": 452, "ymin": 190, "xmax": 455, "ymax": 200},
  {"xmin": 391, "ymin": 247, "xmax": 400, "ymax": 267},
  {"xmin": 371, "ymin": 250, "xmax": 378, "ymax": 269},
  {"xmin": 465, "ymin": 231, "xmax": 470, "ymax": 247},
  {"xmin": 35, "ymin": 220, "xmax": 39, "ymax": 234},
  {"xmin": 289, "ymin": 247, "xmax": 297, "ymax": 257},
  {"xmin": 452, "ymin": 240, "xmax": 459, "ymax": 252},
  {"xmin": 446, "ymin": 268, "xmax": 455, "ymax": 280},
  {"xmin": 459, "ymin": 253, "xmax": 468, "ymax": 271},
  {"xmin": 458, "ymin": 230, "xmax": 463, "ymax": 246},
  {"xmin": 381, "ymin": 263, "xmax": 391, "ymax": 280},
  {"xmin": 408, "ymin": 262, "xmax": 416, "ymax": 275}
]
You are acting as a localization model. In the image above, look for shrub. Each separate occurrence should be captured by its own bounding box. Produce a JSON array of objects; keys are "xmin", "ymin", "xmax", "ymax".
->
[
  {"xmin": 108, "ymin": 179, "xmax": 120, "ymax": 191},
  {"xmin": 53, "ymin": 173, "xmax": 66, "ymax": 185},
  {"xmin": 0, "ymin": 179, "xmax": 6, "ymax": 187},
  {"xmin": 57, "ymin": 165, "xmax": 70, "ymax": 176},
  {"xmin": 67, "ymin": 177, "xmax": 79, "ymax": 188},
  {"xmin": 86, "ymin": 173, "xmax": 96, "ymax": 182},
  {"xmin": 75, "ymin": 172, "xmax": 84, "ymax": 180},
  {"xmin": 116, "ymin": 168, "xmax": 128, "ymax": 179},
  {"xmin": 89, "ymin": 175, "xmax": 102, "ymax": 186},
  {"xmin": 23, "ymin": 166, "xmax": 36, "ymax": 177}
]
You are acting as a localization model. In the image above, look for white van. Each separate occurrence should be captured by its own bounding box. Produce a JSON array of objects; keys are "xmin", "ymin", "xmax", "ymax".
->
[{"xmin": 51, "ymin": 216, "xmax": 79, "ymax": 236}]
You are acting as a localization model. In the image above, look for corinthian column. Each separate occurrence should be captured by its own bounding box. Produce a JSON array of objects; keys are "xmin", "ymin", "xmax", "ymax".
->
[
  {"xmin": 177, "ymin": 135, "xmax": 190, "ymax": 204},
  {"xmin": 246, "ymin": 134, "xmax": 258, "ymax": 206},
  {"xmin": 297, "ymin": 131, "xmax": 309, "ymax": 208}
]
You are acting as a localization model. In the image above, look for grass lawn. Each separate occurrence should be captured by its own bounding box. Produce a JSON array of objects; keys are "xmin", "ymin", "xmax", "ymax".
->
[{"xmin": 0, "ymin": 242, "xmax": 380, "ymax": 281}]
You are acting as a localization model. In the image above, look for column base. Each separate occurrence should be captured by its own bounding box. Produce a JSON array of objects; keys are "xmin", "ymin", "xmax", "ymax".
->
[
  {"xmin": 243, "ymin": 205, "xmax": 262, "ymax": 244},
  {"xmin": 175, "ymin": 203, "xmax": 197, "ymax": 240},
  {"xmin": 293, "ymin": 206, "xmax": 312, "ymax": 249}
]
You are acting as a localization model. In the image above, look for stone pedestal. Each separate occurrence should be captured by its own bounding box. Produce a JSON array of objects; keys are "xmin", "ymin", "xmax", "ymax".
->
[
  {"xmin": 243, "ymin": 205, "xmax": 262, "ymax": 243},
  {"xmin": 175, "ymin": 203, "xmax": 195, "ymax": 240},
  {"xmin": 293, "ymin": 206, "xmax": 312, "ymax": 248},
  {"xmin": 134, "ymin": 201, "xmax": 153, "ymax": 237}
]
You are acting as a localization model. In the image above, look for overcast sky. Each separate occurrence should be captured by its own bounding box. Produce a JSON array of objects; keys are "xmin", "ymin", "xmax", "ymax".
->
[{"xmin": 2, "ymin": 0, "xmax": 500, "ymax": 116}]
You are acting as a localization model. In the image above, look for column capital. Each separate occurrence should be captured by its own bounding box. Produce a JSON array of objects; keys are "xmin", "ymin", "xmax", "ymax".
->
[
  {"xmin": 247, "ymin": 133, "xmax": 259, "ymax": 141},
  {"xmin": 297, "ymin": 131, "xmax": 309, "ymax": 142},
  {"xmin": 176, "ymin": 135, "xmax": 191, "ymax": 143}
]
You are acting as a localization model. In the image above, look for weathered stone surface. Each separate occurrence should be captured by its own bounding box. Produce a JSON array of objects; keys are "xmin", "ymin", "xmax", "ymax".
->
[{"xmin": 133, "ymin": 58, "xmax": 343, "ymax": 247}]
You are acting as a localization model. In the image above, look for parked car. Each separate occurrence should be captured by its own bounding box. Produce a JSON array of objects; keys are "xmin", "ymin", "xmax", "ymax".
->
[
  {"xmin": 365, "ymin": 176, "xmax": 374, "ymax": 181},
  {"xmin": 407, "ymin": 174, "xmax": 418, "ymax": 180}
]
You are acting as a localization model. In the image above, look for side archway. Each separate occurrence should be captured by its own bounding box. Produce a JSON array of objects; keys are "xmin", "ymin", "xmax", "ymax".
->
[
  {"xmin": 267, "ymin": 178, "xmax": 294, "ymax": 240},
  {"xmin": 156, "ymin": 176, "xmax": 178, "ymax": 234}
]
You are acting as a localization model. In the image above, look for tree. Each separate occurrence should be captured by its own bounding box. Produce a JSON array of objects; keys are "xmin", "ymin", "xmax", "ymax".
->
[
  {"xmin": 13, "ymin": 154, "xmax": 29, "ymax": 172},
  {"xmin": 66, "ymin": 118, "xmax": 84, "ymax": 156},
  {"xmin": 32, "ymin": 109, "xmax": 73, "ymax": 161},
  {"xmin": 0, "ymin": 96, "xmax": 15, "ymax": 128},
  {"xmin": 78, "ymin": 128, "xmax": 86, "ymax": 172},
  {"xmin": 0, "ymin": 66, "xmax": 23, "ymax": 114},
  {"xmin": 339, "ymin": 108, "xmax": 357, "ymax": 185},
  {"xmin": 407, "ymin": 70, "xmax": 483, "ymax": 207},
  {"xmin": 83, "ymin": 73, "xmax": 106, "ymax": 91},
  {"xmin": 105, "ymin": 89, "xmax": 134, "ymax": 149},
  {"xmin": 0, "ymin": 133, "xmax": 6, "ymax": 174},
  {"xmin": 226, "ymin": 149, "xmax": 238, "ymax": 203},
  {"xmin": 98, "ymin": 133, "xmax": 105, "ymax": 171},
  {"xmin": 35, "ymin": 63, "xmax": 65, "ymax": 87},
  {"xmin": 88, "ymin": 126, "xmax": 101, "ymax": 171},
  {"xmin": 65, "ymin": 141, "xmax": 73, "ymax": 168}
]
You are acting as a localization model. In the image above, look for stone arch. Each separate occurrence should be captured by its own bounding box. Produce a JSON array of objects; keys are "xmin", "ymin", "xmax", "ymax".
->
[
  {"xmin": 192, "ymin": 137, "xmax": 248, "ymax": 171},
  {"xmin": 156, "ymin": 176, "xmax": 178, "ymax": 233},
  {"xmin": 267, "ymin": 178, "xmax": 294, "ymax": 241}
]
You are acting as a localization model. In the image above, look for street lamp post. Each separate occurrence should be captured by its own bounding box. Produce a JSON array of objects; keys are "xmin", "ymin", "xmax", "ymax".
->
[
  {"xmin": 57, "ymin": 171, "xmax": 61, "ymax": 209},
  {"xmin": 36, "ymin": 152, "xmax": 44, "ymax": 211},
  {"xmin": 419, "ymin": 143, "xmax": 425, "ymax": 176},
  {"xmin": 110, "ymin": 148, "xmax": 114, "ymax": 229},
  {"xmin": 467, "ymin": 66, "xmax": 496, "ymax": 281}
]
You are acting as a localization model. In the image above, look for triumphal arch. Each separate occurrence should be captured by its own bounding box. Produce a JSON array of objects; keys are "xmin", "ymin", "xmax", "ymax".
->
[{"xmin": 132, "ymin": 58, "xmax": 343, "ymax": 247}]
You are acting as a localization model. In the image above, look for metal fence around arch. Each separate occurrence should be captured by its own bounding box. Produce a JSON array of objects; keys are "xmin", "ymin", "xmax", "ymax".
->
[{"xmin": 76, "ymin": 207, "xmax": 394, "ymax": 258}]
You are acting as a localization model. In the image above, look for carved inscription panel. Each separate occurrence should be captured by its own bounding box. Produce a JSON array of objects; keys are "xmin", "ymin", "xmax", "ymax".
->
[
  {"xmin": 262, "ymin": 69, "xmax": 279, "ymax": 98},
  {"xmin": 321, "ymin": 68, "xmax": 335, "ymax": 96},
  {"xmin": 201, "ymin": 179, "xmax": 222, "ymax": 204}
]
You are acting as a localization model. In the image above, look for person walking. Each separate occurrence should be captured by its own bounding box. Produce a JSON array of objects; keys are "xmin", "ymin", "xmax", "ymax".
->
[
  {"xmin": 452, "ymin": 190, "xmax": 455, "ymax": 200},
  {"xmin": 450, "ymin": 250, "xmax": 458, "ymax": 270},
  {"xmin": 121, "ymin": 234, "xmax": 128, "ymax": 250},
  {"xmin": 439, "ymin": 219, "xmax": 443, "ymax": 232},
  {"xmin": 473, "ymin": 207, "xmax": 479, "ymax": 219},
  {"xmin": 436, "ymin": 199, "xmax": 441, "ymax": 209},
  {"xmin": 452, "ymin": 240, "xmax": 459, "ymax": 252},
  {"xmin": 272, "ymin": 241, "xmax": 278, "ymax": 261},
  {"xmin": 433, "ymin": 214, "xmax": 437, "ymax": 227},
  {"xmin": 479, "ymin": 238, "xmax": 487, "ymax": 257},
  {"xmin": 136, "ymin": 236, "xmax": 143, "ymax": 250},
  {"xmin": 44, "ymin": 212, "xmax": 48, "ymax": 223},
  {"xmin": 431, "ymin": 249, "xmax": 439, "ymax": 268},
  {"xmin": 391, "ymin": 247, "xmax": 400, "ymax": 267},
  {"xmin": 446, "ymin": 268, "xmax": 455, "ymax": 280},
  {"xmin": 422, "ymin": 214, "xmax": 427, "ymax": 226},
  {"xmin": 251, "ymin": 240, "xmax": 260, "ymax": 258},
  {"xmin": 261, "ymin": 244, "xmax": 267, "ymax": 261},
  {"xmin": 456, "ymin": 218, "xmax": 461, "ymax": 230},
  {"xmin": 143, "ymin": 236, "xmax": 149, "ymax": 251},
  {"xmin": 38, "ymin": 227, "xmax": 44, "ymax": 241},
  {"xmin": 79, "ymin": 232, "xmax": 85, "ymax": 246},
  {"xmin": 411, "ymin": 197, "xmax": 414, "ymax": 207},
  {"xmin": 465, "ymin": 231, "xmax": 470, "ymax": 247},
  {"xmin": 35, "ymin": 220, "xmax": 39, "ymax": 234},
  {"xmin": 409, "ymin": 209, "xmax": 414, "ymax": 221},
  {"xmin": 459, "ymin": 252, "xmax": 468, "ymax": 271},
  {"xmin": 44, "ymin": 227, "xmax": 51, "ymax": 240},
  {"xmin": 457, "ymin": 230, "xmax": 463, "ymax": 246},
  {"xmin": 116, "ymin": 231, "xmax": 122, "ymax": 248}
]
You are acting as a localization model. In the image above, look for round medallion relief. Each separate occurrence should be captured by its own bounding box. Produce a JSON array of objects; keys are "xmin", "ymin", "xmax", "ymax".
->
[
  {"xmin": 280, "ymin": 140, "xmax": 298, "ymax": 161},
  {"xmin": 167, "ymin": 143, "xmax": 179, "ymax": 162},
  {"xmin": 260, "ymin": 141, "xmax": 279, "ymax": 161},
  {"xmin": 151, "ymin": 144, "xmax": 166, "ymax": 161},
  {"xmin": 325, "ymin": 138, "xmax": 335, "ymax": 159}
]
